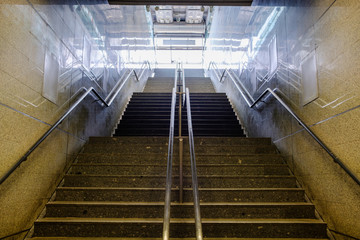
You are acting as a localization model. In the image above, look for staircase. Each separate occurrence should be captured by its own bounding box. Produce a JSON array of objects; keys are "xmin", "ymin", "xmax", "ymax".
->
[
  {"xmin": 31, "ymin": 136, "xmax": 328, "ymax": 239},
  {"xmin": 30, "ymin": 75, "xmax": 328, "ymax": 239}
]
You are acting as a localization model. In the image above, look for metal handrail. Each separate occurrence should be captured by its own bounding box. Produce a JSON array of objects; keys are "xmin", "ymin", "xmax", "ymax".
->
[
  {"xmin": 208, "ymin": 62, "xmax": 360, "ymax": 186},
  {"xmin": 0, "ymin": 62, "xmax": 151, "ymax": 185},
  {"xmin": 135, "ymin": 61, "xmax": 152, "ymax": 82},
  {"xmin": 181, "ymin": 63, "xmax": 186, "ymax": 105},
  {"xmin": 177, "ymin": 63, "xmax": 185, "ymax": 203},
  {"xmin": 185, "ymin": 87, "xmax": 203, "ymax": 240},
  {"xmin": 174, "ymin": 62, "xmax": 179, "ymax": 89},
  {"xmin": 162, "ymin": 87, "xmax": 177, "ymax": 240}
]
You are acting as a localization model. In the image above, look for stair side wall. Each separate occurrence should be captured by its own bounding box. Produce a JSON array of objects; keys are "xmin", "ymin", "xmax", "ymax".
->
[
  {"xmin": 0, "ymin": 2, "xmax": 153, "ymax": 239},
  {"xmin": 205, "ymin": 1, "xmax": 360, "ymax": 239}
]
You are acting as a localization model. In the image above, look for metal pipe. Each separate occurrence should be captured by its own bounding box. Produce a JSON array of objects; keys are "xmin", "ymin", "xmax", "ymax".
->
[
  {"xmin": 174, "ymin": 62, "xmax": 179, "ymax": 89},
  {"xmin": 179, "ymin": 94, "xmax": 182, "ymax": 137},
  {"xmin": 133, "ymin": 69, "xmax": 139, "ymax": 82},
  {"xmin": 181, "ymin": 63, "xmax": 186, "ymax": 105},
  {"xmin": 0, "ymin": 61, "xmax": 151, "ymax": 186},
  {"xmin": 0, "ymin": 87, "xmax": 91, "ymax": 185},
  {"xmin": 105, "ymin": 70, "xmax": 135, "ymax": 105},
  {"xmin": 208, "ymin": 62, "xmax": 360, "ymax": 186},
  {"xmin": 162, "ymin": 87, "xmax": 177, "ymax": 240},
  {"xmin": 254, "ymin": 88, "xmax": 360, "ymax": 186},
  {"xmin": 219, "ymin": 69, "xmax": 227, "ymax": 83},
  {"xmin": 185, "ymin": 88, "xmax": 203, "ymax": 240}
]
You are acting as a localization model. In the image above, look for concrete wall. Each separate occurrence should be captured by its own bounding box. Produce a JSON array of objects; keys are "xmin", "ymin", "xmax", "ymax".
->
[
  {"xmin": 0, "ymin": 1, "xmax": 153, "ymax": 239},
  {"xmin": 205, "ymin": 1, "xmax": 360, "ymax": 239}
]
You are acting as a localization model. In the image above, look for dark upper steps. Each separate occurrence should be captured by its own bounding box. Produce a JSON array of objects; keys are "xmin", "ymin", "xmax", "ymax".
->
[
  {"xmin": 32, "ymin": 136, "xmax": 327, "ymax": 239},
  {"xmin": 114, "ymin": 92, "xmax": 246, "ymax": 137}
]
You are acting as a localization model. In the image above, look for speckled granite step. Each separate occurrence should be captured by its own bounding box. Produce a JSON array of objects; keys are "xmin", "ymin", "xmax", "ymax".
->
[
  {"xmin": 45, "ymin": 202, "xmax": 316, "ymax": 219},
  {"xmin": 31, "ymin": 238, "xmax": 329, "ymax": 240},
  {"xmin": 76, "ymin": 153, "xmax": 284, "ymax": 165},
  {"xmin": 69, "ymin": 164, "xmax": 290, "ymax": 176},
  {"xmin": 55, "ymin": 187, "xmax": 306, "ymax": 203},
  {"xmin": 30, "ymin": 135, "xmax": 327, "ymax": 239},
  {"xmin": 63, "ymin": 175, "xmax": 297, "ymax": 188},
  {"xmin": 33, "ymin": 218, "xmax": 327, "ymax": 238},
  {"xmin": 82, "ymin": 144, "xmax": 277, "ymax": 154}
]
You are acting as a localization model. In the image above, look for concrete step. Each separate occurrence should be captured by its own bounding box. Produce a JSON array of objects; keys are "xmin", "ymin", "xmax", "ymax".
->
[
  {"xmin": 31, "ymin": 238, "xmax": 329, "ymax": 240},
  {"xmin": 70, "ymin": 164, "xmax": 290, "ymax": 176},
  {"xmin": 118, "ymin": 119, "xmax": 240, "ymax": 125},
  {"xmin": 88, "ymin": 137, "xmax": 169, "ymax": 145},
  {"xmin": 193, "ymin": 145, "xmax": 277, "ymax": 154},
  {"xmin": 88, "ymin": 137, "xmax": 272, "ymax": 146},
  {"xmin": 33, "ymin": 218, "xmax": 327, "ymax": 238},
  {"xmin": 116, "ymin": 122, "xmax": 243, "ymax": 129},
  {"xmin": 82, "ymin": 144, "xmax": 276, "ymax": 155},
  {"xmin": 124, "ymin": 108, "xmax": 235, "ymax": 113},
  {"xmin": 45, "ymin": 202, "xmax": 316, "ymax": 219},
  {"xmin": 126, "ymin": 105, "xmax": 233, "ymax": 109},
  {"xmin": 117, "ymin": 124, "xmax": 243, "ymax": 130},
  {"xmin": 83, "ymin": 144, "xmax": 168, "ymax": 154},
  {"xmin": 114, "ymin": 130, "xmax": 246, "ymax": 137},
  {"xmin": 55, "ymin": 187, "xmax": 306, "ymax": 202},
  {"xmin": 76, "ymin": 153, "xmax": 284, "ymax": 165},
  {"xmin": 121, "ymin": 114, "xmax": 238, "ymax": 120},
  {"xmin": 114, "ymin": 129, "xmax": 171, "ymax": 136},
  {"xmin": 63, "ymin": 175, "xmax": 297, "ymax": 188}
]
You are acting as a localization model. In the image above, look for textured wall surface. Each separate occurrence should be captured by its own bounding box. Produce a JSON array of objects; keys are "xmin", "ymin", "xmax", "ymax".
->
[
  {"xmin": 205, "ymin": 0, "xmax": 360, "ymax": 239},
  {"xmin": 0, "ymin": 1, "xmax": 153, "ymax": 239}
]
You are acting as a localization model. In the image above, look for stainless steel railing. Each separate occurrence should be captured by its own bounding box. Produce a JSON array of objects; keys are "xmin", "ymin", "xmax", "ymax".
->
[
  {"xmin": 181, "ymin": 63, "xmax": 186, "ymax": 105},
  {"xmin": 177, "ymin": 63, "xmax": 184, "ymax": 204},
  {"xmin": 185, "ymin": 87, "xmax": 203, "ymax": 240},
  {"xmin": 162, "ymin": 87, "xmax": 177, "ymax": 240},
  {"xmin": 208, "ymin": 61, "xmax": 360, "ymax": 186},
  {"xmin": 163, "ymin": 62, "xmax": 180, "ymax": 240},
  {"xmin": 0, "ymin": 62, "xmax": 151, "ymax": 185},
  {"xmin": 163, "ymin": 64, "xmax": 203, "ymax": 240}
]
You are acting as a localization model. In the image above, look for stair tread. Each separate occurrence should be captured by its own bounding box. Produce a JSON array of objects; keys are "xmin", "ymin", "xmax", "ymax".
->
[
  {"xmin": 90, "ymin": 137, "xmax": 270, "ymax": 140},
  {"xmin": 57, "ymin": 187, "xmax": 305, "ymax": 191},
  {"xmin": 78, "ymin": 153, "xmax": 280, "ymax": 156},
  {"xmin": 65, "ymin": 174, "xmax": 295, "ymax": 178},
  {"xmin": 37, "ymin": 218, "xmax": 325, "ymax": 224},
  {"xmin": 31, "ymin": 238, "xmax": 329, "ymax": 240},
  {"xmin": 47, "ymin": 201, "xmax": 312, "ymax": 206},
  {"xmin": 71, "ymin": 164, "xmax": 286, "ymax": 167}
]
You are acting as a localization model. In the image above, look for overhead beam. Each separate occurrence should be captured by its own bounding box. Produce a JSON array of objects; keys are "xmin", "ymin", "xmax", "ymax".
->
[{"xmin": 108, "ymin": 0, "xmax": 253, "ymax": 6}]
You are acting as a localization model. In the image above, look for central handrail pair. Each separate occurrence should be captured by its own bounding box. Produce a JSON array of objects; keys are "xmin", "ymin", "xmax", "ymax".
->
[
  {"xmin": 208, "ymin": 61, "xmax": 360, "ymax": 186},
  {"xmin": 0, "ymin": 62, "xmax": 151, "ymax": 185},
  {"xmin": 163, "ymin": 64, "xmax": 203, "ymax": 240}
]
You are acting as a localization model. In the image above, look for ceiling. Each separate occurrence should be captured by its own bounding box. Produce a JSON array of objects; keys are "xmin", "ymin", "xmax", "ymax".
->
[{"xmin": 108, "ymin": 0, "xmax": 253, "ymax": 6}]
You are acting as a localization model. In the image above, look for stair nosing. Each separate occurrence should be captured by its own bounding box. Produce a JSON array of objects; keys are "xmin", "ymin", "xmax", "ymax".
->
[{"xmin": 36, "ymin": 217, "xmax": 326, "ymax": 224}]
